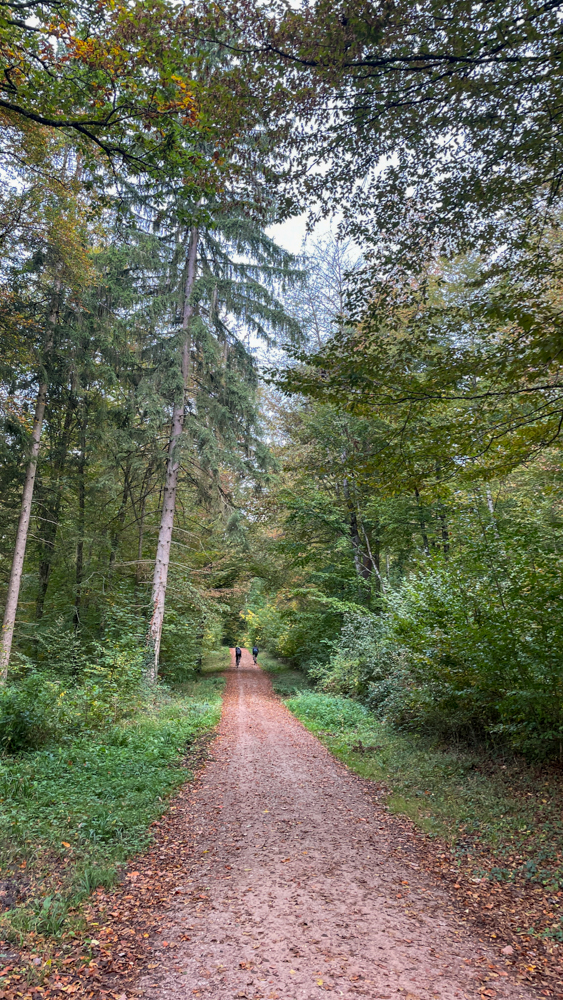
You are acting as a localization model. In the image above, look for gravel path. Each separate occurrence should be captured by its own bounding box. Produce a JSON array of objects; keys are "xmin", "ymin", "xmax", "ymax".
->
[{"xmin": 138, "ymin": 651, "xmax": 535, "ymax": 1000}]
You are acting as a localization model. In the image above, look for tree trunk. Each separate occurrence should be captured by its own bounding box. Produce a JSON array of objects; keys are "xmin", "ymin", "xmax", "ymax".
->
[
  {"xmin": 362, "ymin": 522, "xmax": 384, "ymax": 594},
  {"xmin": 136, "ymin": 493, "xmax": 147, "ymax": 588},
  {"xmin": 74, "ymin": 407, "xmax": 87, "ymax": 628},
  {"xmin": 109, "ymin": 473, "xmax": 129, "ymax": 571},
  {"xmin": 434, "ymin": 463, "xmax": 449, "ymax": 558},
  {"xmin": 439, "ymin": 509, "xmax": 450, "ymax": 557},
  {"xmin": 146, "ymin": 226, "xmax": 198, "ymax": 682},
  {"xmin": 0, "ymin": 382, "xmax": 48, "ymax": 679},
  {"xmin": 414, "ymin": 487, "xmax": 430, "ymax": 556},
  {"xmin": 36, "ymin": 399, "xmax": 75, "ymax": 620},
  {"xmin": 343, "ymin": 479, "xmax": 371, "ymax": 581}
]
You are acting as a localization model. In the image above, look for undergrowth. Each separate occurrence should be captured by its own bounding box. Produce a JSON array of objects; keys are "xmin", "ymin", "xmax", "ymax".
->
[
  {"xmin": 260, "ymin": 652, "xmax": 312, "ymax": 697},
  {"xmin": 273, "ymin": 680, "xmax": 563, "ymax": 899},
  {"xmin": 0, "ymin": 663, "xmax": 225, "ymax": 945}
]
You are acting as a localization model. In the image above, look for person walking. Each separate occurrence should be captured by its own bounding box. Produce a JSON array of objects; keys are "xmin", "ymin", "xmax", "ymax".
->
[
  {"xmin": 252, "ymin": 645, "xmax": 259, "ymax": 664},
  {"xmin": 235, "ymin": 645, "xmax": 242, "ymax": 667}
]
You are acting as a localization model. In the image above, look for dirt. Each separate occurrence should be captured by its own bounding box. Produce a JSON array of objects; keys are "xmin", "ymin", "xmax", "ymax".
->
[{"xmin": 135, "ymin": 651, "xmax": 537, "ymax": 1000}]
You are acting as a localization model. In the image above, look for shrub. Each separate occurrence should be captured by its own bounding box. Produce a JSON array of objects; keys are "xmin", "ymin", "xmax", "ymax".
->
[
  {"xmin": 0, "ymin": 675, "xmax": 54, "ymax": 752},
  {"xmin": 0, "ymin": 640, "xmax": 146, "ymax": 754}
]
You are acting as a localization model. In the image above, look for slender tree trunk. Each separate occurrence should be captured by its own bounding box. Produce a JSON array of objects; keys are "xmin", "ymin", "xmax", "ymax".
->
[
  {"xmin": 0, "ymin": 382, "xmax": 48, "ymax": 679},
  {"xmin": 36, "ymin": 509, "xmax": 59, "ymax": 622},
  {"xmin": 136, "ymin": 494, "xmax": 147, "ymax": 588},
  {"xmin": 439, "ymin": 509, "xmax": 450, "ymax": 557},
  {"xmin": 109, "ymin": 473, "xmax": 129, "ymax": 571},
  {"xmin": 485, "ymin": 484, "xmax": 503, "ymax": 543},
  {"xmin": 343, "ymin": 479, "xmax": 371, "ymax": 581},
  {"xmin": 435, "ymin": 463, "xmax": 450, "ymax": 558},
  {"xmin": 74, "ymin": 408, "xmax": 87, "ymax": 628},
  {"xmin": 414, "ymin": 487, "xmax": 430, "ymax": 556},
  {"xmin": 36, "ymin": 400, "xmax": 75, "ymax": 620},
  {"xmin": 363, "ymin": 522, "xmax": 384, "ymax": 594},
  {"xmin": 146, "ymin": 227, "xmax": 198, "ymax": 681}
]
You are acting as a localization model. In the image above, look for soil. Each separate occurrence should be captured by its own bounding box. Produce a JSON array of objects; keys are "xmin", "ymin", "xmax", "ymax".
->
[{"xmin": 135, "ymin": 650, "xmax": 536, "ymax": 1000}]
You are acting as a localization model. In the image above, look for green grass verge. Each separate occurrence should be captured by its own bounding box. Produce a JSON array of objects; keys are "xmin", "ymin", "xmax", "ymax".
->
[
  {"xmin": 200, "ymin": 647, "xmax": 231, "ymax": 673},
  {"xmin": 283, "ymin": 689, "xmax": 563, "ymax": 893},
  {"xmin": 259, "ymin": 652, "xmax": 313, "ymax": 698},
  {"xmin": 0, "ymin": 671, "xmax": 224, "ymax": 941}
]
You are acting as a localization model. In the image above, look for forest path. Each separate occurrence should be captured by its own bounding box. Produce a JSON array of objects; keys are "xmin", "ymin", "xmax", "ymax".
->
[{"xmin": 138, "ymin": 651, "xmax": 533, "ymax": 1000}]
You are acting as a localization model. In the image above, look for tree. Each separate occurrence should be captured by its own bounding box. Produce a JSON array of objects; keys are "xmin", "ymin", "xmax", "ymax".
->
[
  {"xmin": 147, "ymin": 226, "xmax": 198, "ymax": 678},
  {"xmin": 228, "ymin": 0, "xmax": 563, "ymax": 273},
  {"xmin": 0, "ymin": 133, "xmax": 93, "ymax": 677},
  {"xmin": 277, "ymin": 250, "xmax": 563, "ymax": 482},
  {"xmin": 0, "ymin": 0, "xmax": 201, "ymax": 172},
  {"xmin": 144, "ymin": 189, "xmax": 302, "ymax": 680}
]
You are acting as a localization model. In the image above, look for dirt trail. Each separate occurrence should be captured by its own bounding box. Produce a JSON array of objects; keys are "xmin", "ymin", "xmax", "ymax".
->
[{"xmin": 139, "ymin": 651, "xmax": 534, "ymax": 1000}]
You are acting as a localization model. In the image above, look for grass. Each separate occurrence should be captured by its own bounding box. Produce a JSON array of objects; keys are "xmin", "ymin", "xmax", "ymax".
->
[
  {"xmin": 0, "ymin": 668, "xmax": 224, "ymax": 942},
  {"xmin": 277, "ymin": 687, "xmax": 563, "ymax": 895},
  {"xmin": 259, "ymin": 652, "xmax": 313, "ymax": 697},
  {"xmin": 200, "ymin": 647, "xmax": 231, "ymax": 673}
]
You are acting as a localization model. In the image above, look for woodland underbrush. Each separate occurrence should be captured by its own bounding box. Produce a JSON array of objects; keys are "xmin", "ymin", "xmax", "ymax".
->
[
  {"xmin": 0, "ymin": 653, "xmax": 226, "ymax": 949},
  {"xmin": 283, "ymin": 688, "xmax": 563, "ymax": 949},
  {"xmin": 251, "ymin": 545, "xmax": 563, "ymax": 763}
]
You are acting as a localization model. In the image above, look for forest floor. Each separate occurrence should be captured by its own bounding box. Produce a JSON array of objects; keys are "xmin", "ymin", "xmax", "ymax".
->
[{"xmin": 3, "ymin": 651, "xmax": 561, "ymax": 1000}]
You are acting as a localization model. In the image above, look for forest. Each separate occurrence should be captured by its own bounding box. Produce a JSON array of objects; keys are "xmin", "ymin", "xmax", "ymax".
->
[{"xmin": 2, "ymin": 0, "xmax": 563, "ymax": 990}]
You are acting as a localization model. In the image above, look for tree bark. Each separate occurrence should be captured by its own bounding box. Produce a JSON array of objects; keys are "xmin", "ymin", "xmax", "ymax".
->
[
  {"xmin": 435, "ymin": 463, "xmax": 449, "ymax": 558},
  {"xmin": 362, "ymin": 521, "xmax": 384, "ymax": 594},
  {"xmin": 36, "ymin": 398, "xmax": 75, "ymax": 620},
  {"xmin": 343, "ymin": 479, "xmax": 371, "ymax": 581},
  {"xmin": 73, "ymin": 406, "xmax": 87, "ymax": 628},
  {"xmin": 136, "ymin": 493, "xmax": 147, "ymax": 588},
  {"xmin": 414, "ymin": 487, "xmax": 430, "ymax": 556},
  {"xmin": 1, "ymin": 382, "xmax": 48, "ymax": 679},
  {"xmin": 146, "ymin": 226, "xmax": 198, "ymax": 682},
  {"xmin": 109, "ymin": 473, "xmax": 129, "ymax": 571},
  {"xmin": 439, "ymin": 509, "xmax": 450, "ymax": 557}
]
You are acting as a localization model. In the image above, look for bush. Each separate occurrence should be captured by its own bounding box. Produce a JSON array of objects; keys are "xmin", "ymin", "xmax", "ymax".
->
[
  {"xmin": 0, "ymin": 641, "xmax": 146, "ymax": 754},
  {"xmin": 0, "ymin": 675, "xmax": 54, "ymax": 752},
  {"xmin": 310, "ymin": 565, "xmax": 563, "ymax": 757}
]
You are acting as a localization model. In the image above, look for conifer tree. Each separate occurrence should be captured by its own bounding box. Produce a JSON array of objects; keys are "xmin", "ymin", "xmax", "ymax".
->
[{"xmin": 144, "ymin": 193, "xmax": 301, "ymax": 680}]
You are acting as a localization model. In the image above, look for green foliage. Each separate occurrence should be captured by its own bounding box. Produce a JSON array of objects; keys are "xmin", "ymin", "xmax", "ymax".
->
[
  {"xmin": 0, "ymin": 610, "xmax": 149, "ymax": 752},
  {"xmin": 259, "ymin": 651, "xmax": 311, "ymax": 698},
  {"xmin": 253, "ymin": 1, "xmax": 563, "ymax": 287},
  {"xmin": 0, "ymin": 676, "xmax": 223, "ymax": 939},
  {"xmin": 0, "ymin": 674, "xmax": 55, "ymax": 753},
  {"xmin": 291, "ymin": 471, "xmax": 563, "ymax": 759},
  {"xmin": 0, "ymin": 668, "xmax": 143, "ymax": 756},
  {"xmin": 252, "ymin": 249, "xmax": 563, "ymax": 760},
  {"xmin": 286, "ymin": 691, "xmax": 563, "ymax": 892}
]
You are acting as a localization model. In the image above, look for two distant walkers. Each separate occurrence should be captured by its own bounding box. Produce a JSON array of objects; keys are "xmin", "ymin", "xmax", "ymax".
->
[{"xmin": 233, "ymin": 645, "xmax": 259, "ymax": 667}]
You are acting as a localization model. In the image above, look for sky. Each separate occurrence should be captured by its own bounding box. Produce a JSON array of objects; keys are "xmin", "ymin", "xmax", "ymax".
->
[
  {"xmin": 267, "ymin": 215, "xmax": 308, "ymax": 254},
  {"xmin": 267, "ymin": 213, "xmax": 334, "ymax": 255}
]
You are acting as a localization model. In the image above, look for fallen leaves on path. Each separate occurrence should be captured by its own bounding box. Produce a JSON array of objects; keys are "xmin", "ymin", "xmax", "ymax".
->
[
  {"xmin": 360, "ymin": 778, "xmax": 563, "ymax": 999},
  {"xmin": 2, "ymin": 718, "xmax": 563, "ymax": 1000}
]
